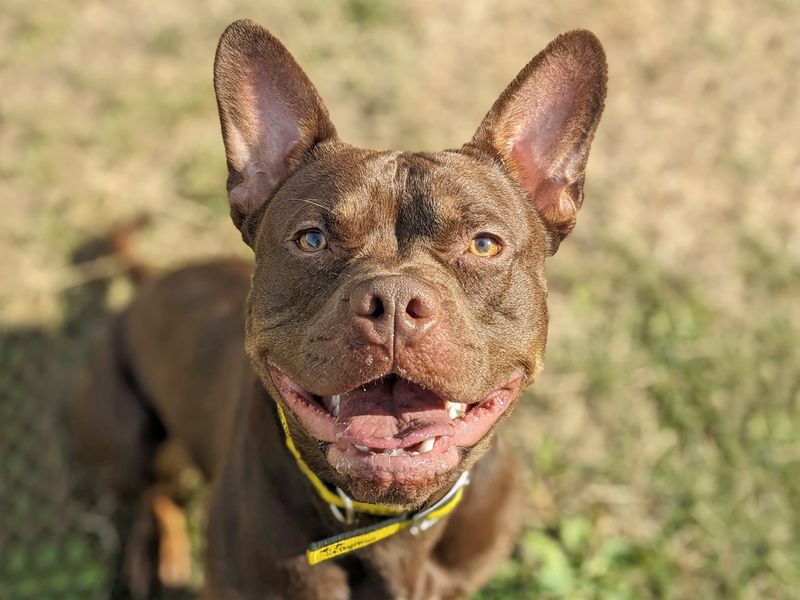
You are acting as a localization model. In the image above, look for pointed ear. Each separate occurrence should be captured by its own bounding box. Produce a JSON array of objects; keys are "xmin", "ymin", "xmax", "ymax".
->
[
  {"xmin": 214, "ymin": 20, "xmax": 337, "ymax": 245},
  {"xmin": 471, "ymin": 30, "xmax": 607, "ymax": 254}
]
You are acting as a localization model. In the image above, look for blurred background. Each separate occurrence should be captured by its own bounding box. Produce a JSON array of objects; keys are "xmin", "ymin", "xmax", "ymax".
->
[{"xmin": 1, "ymin": 1, "xmax": 799, "ymax": 598}]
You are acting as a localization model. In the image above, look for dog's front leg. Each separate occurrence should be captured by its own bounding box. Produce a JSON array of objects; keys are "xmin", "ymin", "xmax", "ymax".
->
[
  {"xmin": 277, "ymin": 558, "xmax": 352, "ymax": 600},
  {"xmin": 424, "ymin": 440, "xmax": 525, "ymax": 599}
]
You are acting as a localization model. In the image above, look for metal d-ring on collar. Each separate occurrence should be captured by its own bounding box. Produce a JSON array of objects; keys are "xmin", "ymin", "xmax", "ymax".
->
[
  {"xmin": 331, "ymin": 486, "xmax": 356, "ymax": 524},
  {"xmin": 327, "ymin": 470, "xmax": 472, "ymax": 532},
  {"xmin": 408, "ymin": 470, "xmax": 471, "ymax": 535}
]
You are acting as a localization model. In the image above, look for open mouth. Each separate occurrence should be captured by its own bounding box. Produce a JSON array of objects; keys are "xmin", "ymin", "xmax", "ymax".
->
[{"xmin": 269, "ymin": 368, "xmax": 521, "ymax": 486}]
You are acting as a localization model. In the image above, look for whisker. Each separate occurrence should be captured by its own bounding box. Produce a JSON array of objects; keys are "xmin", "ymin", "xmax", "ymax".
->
[{"xmin": 300, "ymin": 198, "xmax": 331, "ymax": 212}]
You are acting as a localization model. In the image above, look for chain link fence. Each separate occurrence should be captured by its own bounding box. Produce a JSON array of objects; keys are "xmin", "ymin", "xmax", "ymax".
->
[{"xmin": 1, "ymin": 286, "xmax": 119, "ymax": 598}]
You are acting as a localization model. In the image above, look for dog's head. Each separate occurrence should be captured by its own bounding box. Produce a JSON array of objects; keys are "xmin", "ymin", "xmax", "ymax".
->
[{"xmin": 214, "ymin": 20, "xmax": 606, "ymax": 508}]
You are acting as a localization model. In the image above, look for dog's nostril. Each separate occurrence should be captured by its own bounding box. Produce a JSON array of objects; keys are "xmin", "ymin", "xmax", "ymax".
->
[
  {"xmin": 368, "ymin": 296, "xmax": 385, "ymax": 319},
  {"xmin": 405, "ymin": 297, "xmax": 431, "ymax": 320}
]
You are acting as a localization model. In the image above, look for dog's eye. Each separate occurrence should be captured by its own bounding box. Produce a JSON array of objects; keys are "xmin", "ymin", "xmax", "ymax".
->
[
  {"xmin": 297, "ymin": 229, "xmax": 328, "ymax": 252},
  {"xmin": 468, "ymin": 235, "xmax": 501, "ymax": 257}
]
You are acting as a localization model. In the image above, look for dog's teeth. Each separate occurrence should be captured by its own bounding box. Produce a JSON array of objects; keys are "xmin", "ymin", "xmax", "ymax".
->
[
  {"xmin": 354, "ymin": 444, "xmax": 370, "ymax": 453},
  {"xmin": 446, "ymin": 401, "xmax": 466, "ymax": 419},
  {"xmin": 331, "ymin": 394, "xmax": 340, "ymax": 417},
  {"xmin": 418, "ymin": 437, "xmax": 436, "ymax": 454}
]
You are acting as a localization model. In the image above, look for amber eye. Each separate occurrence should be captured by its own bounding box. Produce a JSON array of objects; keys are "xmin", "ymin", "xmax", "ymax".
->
[
  {"xmin": 468, "ymin": 235, "xmax": 501, "ymax": 257},
  {"xmin": 297, "ymin": 229, "xmax": 328, "ymax": 252}
]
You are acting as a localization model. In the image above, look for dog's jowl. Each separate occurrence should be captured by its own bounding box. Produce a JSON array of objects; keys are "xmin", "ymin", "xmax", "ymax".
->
[{"xmin": 73, "ymin": 18, "xmax": 606, "ymax": 599}]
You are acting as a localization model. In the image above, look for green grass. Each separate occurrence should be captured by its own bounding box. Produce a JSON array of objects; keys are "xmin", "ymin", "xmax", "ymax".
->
[
  {"xmin": 0, "ymin": 537, "xmax": 106, "ymax": 600},
  {"xmin": 1, "ymin": 1, "xmax": 799, "ymax": 598}
]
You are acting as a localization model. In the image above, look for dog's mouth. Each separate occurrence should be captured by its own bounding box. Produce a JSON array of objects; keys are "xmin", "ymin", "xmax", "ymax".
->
[{"xmin": 269, "ymin": 368, "xmax": 522, "ymax": 488}]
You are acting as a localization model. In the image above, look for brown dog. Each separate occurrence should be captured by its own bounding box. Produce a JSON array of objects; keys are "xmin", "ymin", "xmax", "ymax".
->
[{"xmin": 73, "ymin": 19, "xmax": 606, "ymax": 599}]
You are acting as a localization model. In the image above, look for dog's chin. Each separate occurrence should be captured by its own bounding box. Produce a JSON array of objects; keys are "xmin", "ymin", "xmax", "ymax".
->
[
  {"xmin": 325, "ymin": 435, "xmax": 462, "ymax": 508},
  {"xmin": 268, "ymin": 367, "xmax": 522, "ymax": 508},
  {"xmin": 338, "ymin": 463, "xmax": 465, "ymax": 509}
]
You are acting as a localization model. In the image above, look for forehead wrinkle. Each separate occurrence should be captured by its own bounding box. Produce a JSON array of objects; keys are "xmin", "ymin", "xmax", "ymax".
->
[
  {"xmin": 329, "ymin": 155, "xmax": 400, "ymax": 257},
  {"xmin": 436, "ymin": 159, "xmax": 532, "ymax": 235},
  {"xmin": 395, "ymin": 154, "xmax": 446, "ymax": 255}
]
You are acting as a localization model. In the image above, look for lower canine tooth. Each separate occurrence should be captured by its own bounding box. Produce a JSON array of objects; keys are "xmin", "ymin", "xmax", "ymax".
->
[
  {"xmin": 446, "ymin": 401, "xmax": 466, "ymax": 419},
  {"xmin": 354, "ymin": 444, "xmax": 370, "ymax": 453},
  {"xmin": 418, "ymin": 437, "xmax": 436, "ymax": 454},
  {"xmin": 331, "ymin": 395, "xmax": 340, "ymax": 417}
]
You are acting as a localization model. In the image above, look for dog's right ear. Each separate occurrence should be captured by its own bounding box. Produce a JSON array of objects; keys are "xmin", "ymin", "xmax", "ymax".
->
[{"xmin": 214, "ymin": 20, "xmax": 337, "ymax": 245}]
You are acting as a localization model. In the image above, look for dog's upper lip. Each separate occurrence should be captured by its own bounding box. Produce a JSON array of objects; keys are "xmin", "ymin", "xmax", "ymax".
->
[
  {"xmin": 270, "ymin": 365, "xmax": 505, "ymax": 408},
  {"xmin": 269, "ymin": 366, "xmax": 522, "ymax": 450}
]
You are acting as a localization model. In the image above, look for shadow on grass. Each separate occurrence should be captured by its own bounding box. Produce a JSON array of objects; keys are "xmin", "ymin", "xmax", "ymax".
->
[{"xmin": 0, "ymin": 229, "xmax": 199, "ymax": 600}]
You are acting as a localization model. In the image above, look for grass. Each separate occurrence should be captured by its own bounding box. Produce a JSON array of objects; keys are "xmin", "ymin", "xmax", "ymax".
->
[{"xmin": 1, "ymin": 1, "xmax": 799, "ymax": 598}]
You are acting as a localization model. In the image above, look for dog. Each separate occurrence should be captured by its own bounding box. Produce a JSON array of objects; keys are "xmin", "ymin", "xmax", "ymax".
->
[{"xmin": 72, "ymin": 18, "xmax": 606, "ymax": 599}]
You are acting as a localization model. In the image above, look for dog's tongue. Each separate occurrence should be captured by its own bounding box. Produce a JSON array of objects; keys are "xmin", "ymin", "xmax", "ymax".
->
[{"xmin": 329, "ymin": 378, "xmax": 453, "ymax": 443}]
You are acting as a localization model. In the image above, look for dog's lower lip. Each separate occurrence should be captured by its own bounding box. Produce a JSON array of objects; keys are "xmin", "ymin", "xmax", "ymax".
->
[{"xmin": 328, "ymin": 437, "xmax": 458, "ymax": 484}]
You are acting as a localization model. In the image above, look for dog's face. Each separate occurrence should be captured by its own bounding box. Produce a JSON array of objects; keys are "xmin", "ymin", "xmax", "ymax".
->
[{"xmin": 214, "ymin": 20, "xmax": 606, "ymax": 508}]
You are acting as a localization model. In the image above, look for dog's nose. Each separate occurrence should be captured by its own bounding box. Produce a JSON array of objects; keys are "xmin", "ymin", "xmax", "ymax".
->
[{"xmin": 350, "ymin": 276, "xmax": 440, "ymax": 347}]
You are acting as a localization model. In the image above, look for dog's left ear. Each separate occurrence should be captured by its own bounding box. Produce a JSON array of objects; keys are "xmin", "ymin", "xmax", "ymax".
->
[
  {"xmin": 214, "ymin": 19, "xmax": 337, "ymax": 245},
  {"xmin": 471, "ymin": 30, "xmax": 607, "ymax": 254}
]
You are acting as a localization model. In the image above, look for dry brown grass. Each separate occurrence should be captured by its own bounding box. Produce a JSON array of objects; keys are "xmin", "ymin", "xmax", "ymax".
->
[{"xmin": 2, "ymin": 1, "xmax": 799, "ymax": 322}]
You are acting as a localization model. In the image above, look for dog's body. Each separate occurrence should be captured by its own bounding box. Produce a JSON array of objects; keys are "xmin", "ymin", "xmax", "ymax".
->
[{"xmin": 73, "ymin": 20, "xmax": 606, "ymax": 599}]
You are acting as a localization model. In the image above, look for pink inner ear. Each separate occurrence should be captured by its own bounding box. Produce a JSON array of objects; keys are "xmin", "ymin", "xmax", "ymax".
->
[
  {"xmin": 504, "ymin": 75, "xmax": 583, "ymax": 228},
  {"xmin": 225, "ymin": 71, "xmax": 306, "ymax": 216},
  {"xmin": 228, "ymin": 169, "xmax": 271, "ymax": 216},
  {"xmin": 229, "ymin": 138, "xmax": 299, "ymax": 218},
  {"xmin": 507, "ymin": 126, "xmax": 576, "ymax": 229},
  {"xmin": 248, "ymin": 70, "xmax": 305, "ymax": 187}
]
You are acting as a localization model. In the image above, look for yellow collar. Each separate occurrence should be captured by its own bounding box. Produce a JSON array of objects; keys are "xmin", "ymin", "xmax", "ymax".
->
[{"xmin": 275, "ymin": 402, "xmax": 470, "ymax": 564}]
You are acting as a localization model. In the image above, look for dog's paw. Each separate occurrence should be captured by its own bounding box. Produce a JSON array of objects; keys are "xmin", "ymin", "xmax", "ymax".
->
[{"xmin": 152, "ymin": 493, "xmax": 193, "ymax": 588}]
